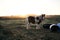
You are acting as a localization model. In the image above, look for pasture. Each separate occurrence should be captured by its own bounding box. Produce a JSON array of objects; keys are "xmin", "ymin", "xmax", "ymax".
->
[{"xmin": 0, "ymin": 15, "xmax": 60, "ymax": 40}]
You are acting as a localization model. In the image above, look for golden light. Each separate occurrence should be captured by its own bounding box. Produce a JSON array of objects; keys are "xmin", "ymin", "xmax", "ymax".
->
[{"xmin": 0, "ymin": 0, "xmax": 60, "ymax": 16}]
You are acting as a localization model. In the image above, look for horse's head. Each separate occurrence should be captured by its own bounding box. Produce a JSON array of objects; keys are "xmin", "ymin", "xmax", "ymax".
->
[
  {"xmin": 36, "ymin": 14, "xmax": 45, "ymax": 24},
  {"xmin": 41, "ymin": 14, "xmax": 45, "ymax": 17},
  {"xmin": 41, "ymin": 14, "xmax": 45, "ymax": 20}
]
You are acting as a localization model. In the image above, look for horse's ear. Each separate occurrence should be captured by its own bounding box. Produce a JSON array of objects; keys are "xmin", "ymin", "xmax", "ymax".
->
[{"xmin": 42, "ymin": 14, "xmax": 45, "ymax": 17}]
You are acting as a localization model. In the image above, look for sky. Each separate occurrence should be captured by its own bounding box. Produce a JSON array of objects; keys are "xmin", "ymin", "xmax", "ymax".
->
[{"xmin": 0, "ymin": 0, "xmax": 60, "ymax": 16}]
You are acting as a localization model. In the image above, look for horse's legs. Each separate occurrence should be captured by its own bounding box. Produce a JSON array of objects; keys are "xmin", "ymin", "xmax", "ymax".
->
[
  {"xmin": 27, "ymin": 23, "xmax": 30, "ymax": 29},
  {"xmin": 26, "ymin": 17, "xmax": 31, "ymax": 29},
  {"xmin": 36, "ymin": 24, "xmax": 40, "ymax": 29}
]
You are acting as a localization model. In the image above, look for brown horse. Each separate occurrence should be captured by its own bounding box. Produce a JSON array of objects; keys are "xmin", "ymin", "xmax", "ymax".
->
[{"xmin": 26, "ymin": 14, "xmax": 45, "ymax": 29}]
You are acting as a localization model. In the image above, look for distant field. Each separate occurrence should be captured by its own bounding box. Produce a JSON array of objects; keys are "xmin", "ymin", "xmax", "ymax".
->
[{"xmin": 0, "ymin": 15, "xmax": 60, "ymax": 40}]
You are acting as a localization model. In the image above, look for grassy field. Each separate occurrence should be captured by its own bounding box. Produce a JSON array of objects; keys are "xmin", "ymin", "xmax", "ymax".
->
[{"xmin": 0, "ymin": 15, "xmax": 60, "ymax": 40}]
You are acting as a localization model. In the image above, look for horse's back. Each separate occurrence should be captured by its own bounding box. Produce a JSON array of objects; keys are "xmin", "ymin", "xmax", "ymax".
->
[{"xmin": 28, "ymin": 16, "xmax": 35, "ymax": 24}]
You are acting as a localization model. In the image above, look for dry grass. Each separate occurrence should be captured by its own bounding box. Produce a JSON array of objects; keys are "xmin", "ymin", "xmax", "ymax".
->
[{"xmin": 0, "ymin": 16, "xmax": 60, "ymax": 40}]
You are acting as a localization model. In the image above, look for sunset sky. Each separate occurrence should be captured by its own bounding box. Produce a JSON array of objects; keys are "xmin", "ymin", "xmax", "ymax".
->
[{"xmin": 0, "ymin": 0, "xmax": 60, "ymax": 16}]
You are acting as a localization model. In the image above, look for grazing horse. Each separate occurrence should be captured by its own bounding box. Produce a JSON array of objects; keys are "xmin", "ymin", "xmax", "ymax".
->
[{"xmin": 26, "ymin": 14, "xmax": 45, "ymax": 29}]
